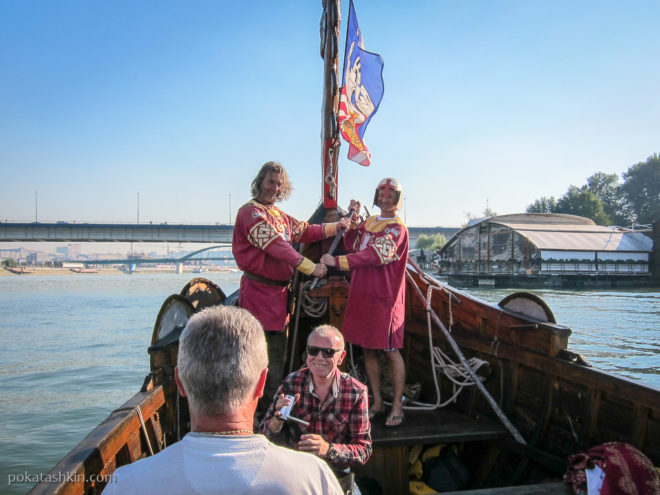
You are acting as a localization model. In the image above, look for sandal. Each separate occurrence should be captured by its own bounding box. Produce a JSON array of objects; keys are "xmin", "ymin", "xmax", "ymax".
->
[
  {"xmin": 385, "ymin": 413, "xmax": 404, "ymax": 428},
  {"xmin": 368, "ymin": 406, "xmax": 386, "ymax": 421}
]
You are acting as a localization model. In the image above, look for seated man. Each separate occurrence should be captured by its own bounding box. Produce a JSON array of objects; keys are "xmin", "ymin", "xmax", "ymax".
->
[
  {"xmin": 104, "ymin": 306, "xmax": 343, "ymax": 495},
  {"xmin": 260, "ymin": 325, "xmax": 372, "ymax": 490}
]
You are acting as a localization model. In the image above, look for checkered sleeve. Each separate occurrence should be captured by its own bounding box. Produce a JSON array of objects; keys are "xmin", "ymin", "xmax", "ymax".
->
[{"xmin": 330, "ymin": 381, "xmax": 372, "ymax": 469}]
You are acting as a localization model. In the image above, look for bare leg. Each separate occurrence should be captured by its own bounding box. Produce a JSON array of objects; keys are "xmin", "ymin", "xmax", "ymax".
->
[
  {"xmin": 384, "ymin": 349, "xmax": 405, "ymax": 426},
  {"xmin": 363, "ymin": 348, "xmax": 384, "ymax": 415}
]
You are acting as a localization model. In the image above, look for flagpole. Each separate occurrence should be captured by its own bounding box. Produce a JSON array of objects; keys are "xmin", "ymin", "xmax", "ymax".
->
[{"xmin": 320, "ymin": 0, "xmax": 341, "ymax": 210}]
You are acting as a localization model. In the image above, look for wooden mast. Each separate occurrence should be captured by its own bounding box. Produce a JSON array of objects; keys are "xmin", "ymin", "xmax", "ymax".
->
[{"xmin": 320, "ymin": 0, "xmax": 341, "ymax": 210}]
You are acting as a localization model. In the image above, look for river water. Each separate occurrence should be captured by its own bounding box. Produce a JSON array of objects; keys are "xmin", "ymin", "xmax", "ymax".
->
[{"xmin": 0, "ymin": 272, "xmax": 658, "ymax": 493}]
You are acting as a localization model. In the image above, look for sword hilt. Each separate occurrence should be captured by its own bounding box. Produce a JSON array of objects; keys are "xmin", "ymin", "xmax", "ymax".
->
[{"xmin": 308, "ymin": 206, "xmax": 358, "ymax": 291}]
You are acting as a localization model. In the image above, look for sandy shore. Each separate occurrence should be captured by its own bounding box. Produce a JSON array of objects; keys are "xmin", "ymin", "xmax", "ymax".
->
[{"xmin": 1, "ymin": 267, "xmax": 121, "ymax": 276}]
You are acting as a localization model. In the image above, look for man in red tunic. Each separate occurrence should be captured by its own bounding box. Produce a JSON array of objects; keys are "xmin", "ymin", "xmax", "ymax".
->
[
  {"xmin": 321, "ymin": 178, "xmax": 409, "ymax": 428},
  {"xmin": 232, "ymin": 161, "xmax": 348, "ymax": 414}
]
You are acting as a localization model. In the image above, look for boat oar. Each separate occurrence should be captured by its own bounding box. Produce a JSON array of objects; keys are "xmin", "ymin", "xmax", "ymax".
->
[
  {"xmin": 309, "ymin": 206, "xmax": 357, "ymax": 290},
  {"xmin": 405, "ymin": 264, "xmax": 527, "ymax": 445}
]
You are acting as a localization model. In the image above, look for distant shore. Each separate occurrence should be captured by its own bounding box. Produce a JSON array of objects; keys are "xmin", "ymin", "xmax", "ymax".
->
[{"xmin": 0, "ymin": 267, "xmax": 238, "ymax": 276}]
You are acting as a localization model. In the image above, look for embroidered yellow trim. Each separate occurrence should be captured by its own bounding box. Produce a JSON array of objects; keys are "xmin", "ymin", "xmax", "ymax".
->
[
  {"xmin": 323, "ymin": 222, "xmax": 339, "ymax": 238},
  {"xmin": 337, "ymin": 256, "xmax": 350, "ymax": 271},
  {"xmin": 297, "ymin": 257, "xmax": 316, "ymax": 275},
  {"xmin": 363, "ymin": 215, "xmax": 406, "ymax": 233}
]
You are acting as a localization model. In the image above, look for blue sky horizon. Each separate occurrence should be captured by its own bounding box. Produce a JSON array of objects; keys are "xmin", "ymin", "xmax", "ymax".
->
[{"xmin": 2, "ymin": 1, "xmax": 658, "ymax": 227}]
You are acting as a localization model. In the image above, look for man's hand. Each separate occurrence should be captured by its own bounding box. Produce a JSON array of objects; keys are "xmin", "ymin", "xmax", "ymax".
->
[
  {"xmin": 311, "ymin": 262, "xmax": 327, "ymax": 278},
  {"xmin": 298, "ymin": 433, "xmax": 330, "ymax": 458},
  {"xmin": 320, "ymin": 253, "xmax": 336, "ymax": 267},
  {"xmin": 336, "ymin": 217, "xmax": 351, "ymax": 231},
  {"xmin": 269, "ymin": 393, "xmax": 299, "ymax": 434}
]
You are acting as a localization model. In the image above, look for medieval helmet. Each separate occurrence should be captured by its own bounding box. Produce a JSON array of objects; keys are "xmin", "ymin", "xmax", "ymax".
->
[{"xmin": 373, "ymin": 178, "xmax": 404, "ymax": 211}]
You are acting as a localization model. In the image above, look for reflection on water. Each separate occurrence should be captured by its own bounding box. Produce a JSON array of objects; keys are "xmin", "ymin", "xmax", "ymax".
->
[{"xmin": 0, "ymin": 273, "xmax": 657, "ymax": 493}]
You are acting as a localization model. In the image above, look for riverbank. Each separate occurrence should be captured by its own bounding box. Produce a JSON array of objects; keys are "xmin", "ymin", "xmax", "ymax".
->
[{"xmin": 0, "ymin": 266, "xmax": 238, "ymax": 276}]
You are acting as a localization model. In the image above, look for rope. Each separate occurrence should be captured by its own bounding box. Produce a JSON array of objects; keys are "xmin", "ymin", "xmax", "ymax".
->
[
  {"xmin": 114, "ymin": 405, "xmax": 155, "ymax": 456},
  {"xmin": 405, "ymin": 266, "xmax": 527, "ymax": 444},
  {"xmin": 300, "ymin": 280, "xmax": 328, "ymax": 318},
  {"xmin": 401, "ymin": 282, "xmax": 489, "ymax": 411}
]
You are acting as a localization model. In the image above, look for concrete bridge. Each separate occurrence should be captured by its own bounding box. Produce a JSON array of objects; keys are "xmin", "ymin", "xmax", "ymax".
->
[
  {"xmin": 0, "ymin": 222, "xmax": 234, "ymax": 244},
  {"xmin": 0, "ymin": 222, "xmax": 459, "ymax": 245}
]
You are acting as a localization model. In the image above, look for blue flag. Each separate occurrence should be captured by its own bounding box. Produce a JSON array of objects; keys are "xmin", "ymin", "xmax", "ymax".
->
[{"xmin": 338, "ymin": 0, "xmax": 384, "ymax": 166}]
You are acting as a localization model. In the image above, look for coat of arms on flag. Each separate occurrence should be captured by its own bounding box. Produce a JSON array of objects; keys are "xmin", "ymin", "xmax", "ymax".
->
[{"xmin": 338, "ymin": 0, "xmax": 384, "ymax": 166}]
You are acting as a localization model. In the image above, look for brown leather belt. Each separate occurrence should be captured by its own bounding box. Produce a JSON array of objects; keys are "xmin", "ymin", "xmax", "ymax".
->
[{"xmin": 242, "ymin": 271, "xmax": 290, "ymax": 287}]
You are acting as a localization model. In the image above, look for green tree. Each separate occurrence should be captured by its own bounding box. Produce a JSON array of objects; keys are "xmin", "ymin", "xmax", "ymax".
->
[
  {"xmin": 415, "ymin": 233, "xmax": 447, "ymax": 251},
  {"xmin": 3, "ymin": 258, "xmax": 17, "ymax": 267},
  {"xmin": 621, "ymin": 154, "xmax": 660, "ymax": 225},
  {"xmin": 585, "ymin": 172, "xmax": 633, "ymax": 226},
  {"xmin": 526, "ymin": 196, "xmax": 557, "ymax": 213},
  {"xmin": 556, "ymin": 186, "xmax": 611, "ymax": 225}
]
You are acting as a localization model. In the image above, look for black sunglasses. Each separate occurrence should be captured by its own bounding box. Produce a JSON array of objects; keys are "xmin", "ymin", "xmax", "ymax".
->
[{"xmin": 307, "ymin": 346, "xmax": 341, "ymax": 358}]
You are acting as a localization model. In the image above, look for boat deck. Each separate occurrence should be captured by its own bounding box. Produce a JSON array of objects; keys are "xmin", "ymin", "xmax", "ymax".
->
[
  {"xmin": 356, "ymin": 407, "xmax": 510, "ymax": 495},
  {"xmin": 443, "ymin": 482, "xmax": 570, "ymax": 494},
  {"xmin": 369, "ymin": 407, "xmax": 508, "ymax": 447}
]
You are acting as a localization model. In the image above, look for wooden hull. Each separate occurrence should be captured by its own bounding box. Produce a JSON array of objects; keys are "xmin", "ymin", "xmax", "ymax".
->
[{"xmin": 29, "ymin": 267, "xmax": 659, "ymax": 494}]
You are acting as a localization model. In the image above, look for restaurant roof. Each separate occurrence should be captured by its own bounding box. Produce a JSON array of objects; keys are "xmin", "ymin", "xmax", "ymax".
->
[{"xmin": 475, "ymin": 214, "xmax": 653, "ymax": 252}]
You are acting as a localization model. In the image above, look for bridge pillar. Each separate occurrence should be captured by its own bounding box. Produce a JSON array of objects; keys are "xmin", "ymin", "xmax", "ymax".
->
[{"xmin": 176, "ymin": 263, "xmax": 183, "ymax": 274}]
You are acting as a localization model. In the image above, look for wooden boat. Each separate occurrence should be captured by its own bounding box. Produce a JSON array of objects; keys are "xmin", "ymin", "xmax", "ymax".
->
[
  {"xmin": 28, "ymin": 269, "xmax": 660, "ymax": 494},
  {"xmin": 5, "ymin": 266, "xmax": 34, "ymax": 274},
  {"xmin": 70, "ymin": 267, "xmax": 99, "ymax": 274},
  {"xmin": 29, "ymin": 2, "xmax": 659, "ymax": 494}
]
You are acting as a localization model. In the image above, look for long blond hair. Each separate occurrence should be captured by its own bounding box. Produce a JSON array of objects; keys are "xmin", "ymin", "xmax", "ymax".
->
[{"xmin": 250, "ymin": 161, "xmax": 293, "ymax": 202}]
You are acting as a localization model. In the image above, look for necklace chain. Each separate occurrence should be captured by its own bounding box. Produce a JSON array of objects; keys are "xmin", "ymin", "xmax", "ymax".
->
[{"xmin": 198, "ymin": 429, "xmax": 253, "ymax": 436}]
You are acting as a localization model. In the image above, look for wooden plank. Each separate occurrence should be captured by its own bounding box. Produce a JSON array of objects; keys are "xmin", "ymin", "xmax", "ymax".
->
[
  {"xmin": 354, "ymin": 445, "xmax": 408, "ymax": 495},
  {"xmin": 447, "ymin": 330, "xmax": 660, "ymax": 411},
  {"xmin": 370, "ymin": 408, "xmax": 507, "ymax": 447},
  {"xmin": 442, "ymin": 482, "xmax": 570, "ymax": 494},
  {"xmin": 632, "ymin": 403, "xmax": 649, "ymax": 447}
]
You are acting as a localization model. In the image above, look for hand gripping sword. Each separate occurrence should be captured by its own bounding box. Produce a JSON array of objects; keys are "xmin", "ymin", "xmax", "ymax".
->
[{"xmin": 309, "ymin": 206, "xmax": 358, "ymax": 291}]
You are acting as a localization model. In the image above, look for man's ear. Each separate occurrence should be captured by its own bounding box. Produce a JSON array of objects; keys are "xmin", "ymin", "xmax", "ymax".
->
[
  {"xmin": 337, "ymin": 350, "xmax": 347, "ymax": 366},
  {"xmin": 255, "ymin": 367, "xmax": 268, "ymax": 399},
  {"xmin": 174, "ymin": 367, "xmax": 187, "ymax": 397}
]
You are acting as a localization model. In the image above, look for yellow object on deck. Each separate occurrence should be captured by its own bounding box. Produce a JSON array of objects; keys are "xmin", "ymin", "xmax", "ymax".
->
[
  {"xmin": 421, "ymin": 443, "xmax": 446, "ymax": 462},
  {"xmin": 409, "ymin": 481, "xmax": 440, "ymax": 495},
  {"xmin": 408, "ymin": 443, "xmax": 424, "ymax": 464},
  {"xmin": 409, "ymin": 459, "xmax": 423, "ymax": 480}
]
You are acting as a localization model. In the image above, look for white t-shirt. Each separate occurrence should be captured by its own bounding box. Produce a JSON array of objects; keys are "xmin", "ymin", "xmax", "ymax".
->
[{"xmin": 102, "ymin": 433, "xmax": 343, "ymax": 495}]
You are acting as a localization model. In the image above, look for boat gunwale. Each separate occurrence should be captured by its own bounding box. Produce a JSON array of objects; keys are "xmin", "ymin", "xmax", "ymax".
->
[{"xmin": 27, "ymin": 384, "xmax": 167, "ymax": 495}]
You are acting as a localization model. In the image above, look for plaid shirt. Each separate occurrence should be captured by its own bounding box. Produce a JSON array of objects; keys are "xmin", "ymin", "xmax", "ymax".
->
[{"xmin": 260, "ymin": 367, "xmax": 372, "ymax": 470}]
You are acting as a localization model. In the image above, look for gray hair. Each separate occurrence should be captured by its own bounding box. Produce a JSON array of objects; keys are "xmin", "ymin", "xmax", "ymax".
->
[
  {"xmin": 308, "ymin": 324, "xmax": 345, "ymax": 351},
  {"xmin": 250, "ymin": 161, "xmax": 293, "ymax": 201},
  {"xmin": 177, "ymin": 306, "xmax": 267, "ymax": 417}
]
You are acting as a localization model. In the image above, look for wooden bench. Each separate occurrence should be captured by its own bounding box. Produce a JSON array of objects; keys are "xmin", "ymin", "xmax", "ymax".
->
[
  {"xmin": 354, "ymin": 408, "xmax": 509, "ymax": 495},
  {"xmin": 370, "ymin": 407, "xmax": 508, "ymax": 447},
  {"xmin": 442, "ymin": 481, "xmax": 570, "ymax": 494}
]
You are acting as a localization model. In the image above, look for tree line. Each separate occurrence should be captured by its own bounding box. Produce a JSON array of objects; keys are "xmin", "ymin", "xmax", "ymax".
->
[{"xmin": 526, "ymin": 154, "xmax": 659, "ymax": 226}]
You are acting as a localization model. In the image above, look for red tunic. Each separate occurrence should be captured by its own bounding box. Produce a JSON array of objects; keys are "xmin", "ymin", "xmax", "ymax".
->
[
  {"xmin": 335, "ymin": 215, "xmax": 409, "ymax": 349},
  {"xmin": 232, "ymin": 200, "xmax": 326, "ymax": 331}
]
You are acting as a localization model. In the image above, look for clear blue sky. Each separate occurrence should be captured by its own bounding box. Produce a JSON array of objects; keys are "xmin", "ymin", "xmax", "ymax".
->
[{"xmin": 1, "ymin": 0, "xmax": 658, "ymax": 227}]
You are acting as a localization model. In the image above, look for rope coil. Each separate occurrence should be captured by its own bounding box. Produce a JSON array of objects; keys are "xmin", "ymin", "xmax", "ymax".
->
[{"xmin": 301, "ymin": 280, "xmax": 328, "ymax": 318}]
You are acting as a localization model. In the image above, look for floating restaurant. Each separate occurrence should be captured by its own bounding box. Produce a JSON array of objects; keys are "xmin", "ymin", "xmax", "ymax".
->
[{"xmin": 437, "ymin": 213, "xmax": 655, "ymax": 288}]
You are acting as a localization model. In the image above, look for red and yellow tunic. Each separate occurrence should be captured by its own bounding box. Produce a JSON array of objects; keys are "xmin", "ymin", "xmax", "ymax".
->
[
  {"xmin": 232, "ymin": 200, "xmax": 336, "ymax": 331},
  {"xmin": 334, "ymin": 215, "xmax": 409, "ymax": 349}
]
